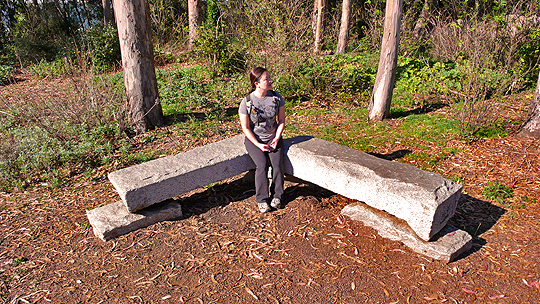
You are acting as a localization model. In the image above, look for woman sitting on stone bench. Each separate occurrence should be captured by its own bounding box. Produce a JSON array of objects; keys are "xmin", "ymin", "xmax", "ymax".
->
[{"xmin": 238, "ymin": 67, "xmax": 286, "ymax": 213}]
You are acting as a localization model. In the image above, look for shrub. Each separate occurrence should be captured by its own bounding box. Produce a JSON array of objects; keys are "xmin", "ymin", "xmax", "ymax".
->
[
  {"xmin": 288, "ymin": 53, "xmax": 377, "ymax": 101},
  {"xmin": 27, "ymin": 58, "xmax": 70, "ymax": 79},
  {"xmin": 0, "ymin": 64, "xmax": 14, "ymax": 85},
  {"xmin": 429, "ymin": 18, "xmax": 528, "ymax": 137},
  {"xmin": 84, "ymin": 25, "xmax": 121, "ymax": 73},
  {"xmin": 0, "ymin": 74, "xmax": 126, "ymax": 191}
]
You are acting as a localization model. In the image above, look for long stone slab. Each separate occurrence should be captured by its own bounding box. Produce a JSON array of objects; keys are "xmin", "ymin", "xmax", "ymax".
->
[
  {"xmin": 283, "ymin": 137, "xmax": 462, "ymax": 241},
  {"xmin": 108, "ymin": 135, "xmax": 254, "ymax": 212},
  {"xmin": 87, "ymin": 200, "xmax": 182, "ymax": 241},
  {"xmin": 341, "ymin": 202, "xmax": 472, "ymax": 262},
  {"xmin": 106, "ymin": 135, "xmax": 461, "ymax": 241}
]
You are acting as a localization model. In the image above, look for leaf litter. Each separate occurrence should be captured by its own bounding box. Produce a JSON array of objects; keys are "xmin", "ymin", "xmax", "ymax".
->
[{"xmin": 0, "ymin": 77, "xmax": 539, "ymax": 303}]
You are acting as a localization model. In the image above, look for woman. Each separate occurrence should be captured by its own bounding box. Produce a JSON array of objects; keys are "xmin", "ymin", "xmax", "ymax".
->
[{"xmin": 239, "ymin": 67, "xmax": 286, "ymax": 213}]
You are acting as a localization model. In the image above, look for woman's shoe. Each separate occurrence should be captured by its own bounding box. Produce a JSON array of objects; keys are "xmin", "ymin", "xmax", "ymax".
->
[
  {"xmin": 270, "ymin": 198, "xmax": 281, "ymax": 209},
  {"xmin": 258, "ymin": 202, "xmax": 271, "ymax": 213}
]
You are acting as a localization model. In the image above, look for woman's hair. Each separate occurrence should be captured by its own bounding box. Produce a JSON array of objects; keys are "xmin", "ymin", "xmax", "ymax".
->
[{"xmin": 249, "ymin": 67, "xmax": 267, "ymax": 92}]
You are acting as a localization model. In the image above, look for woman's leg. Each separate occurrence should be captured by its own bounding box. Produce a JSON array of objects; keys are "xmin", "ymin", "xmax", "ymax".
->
[
  {"xmin": 268, "ymin": 138, "xmax": 284, "ymax": 200},
  {"xmin": 244, "ymin": 138, "xmax": 269, "ymax": 205}
]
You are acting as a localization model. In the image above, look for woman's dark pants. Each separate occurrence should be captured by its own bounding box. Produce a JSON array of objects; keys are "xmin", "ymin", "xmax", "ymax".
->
[{"xmin": 244, "ymin": 138, "xmax": 284, "ymax": 204}]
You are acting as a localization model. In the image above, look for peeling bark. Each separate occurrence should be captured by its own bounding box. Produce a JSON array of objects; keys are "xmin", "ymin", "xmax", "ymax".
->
[
  {"xmin": 368, "ymin": 0, "xmax": 403, "ymax": 122},
  {"xmin": 113, "ymin": 0, "xmax": 164, "ymax": 134},
  {"xmin": 336, "ymin": 0, "xmax": 351, "ymax": 54},
  {"xmin": 519, "ymin": 73, "xmax": 540, "ymax": 139}
]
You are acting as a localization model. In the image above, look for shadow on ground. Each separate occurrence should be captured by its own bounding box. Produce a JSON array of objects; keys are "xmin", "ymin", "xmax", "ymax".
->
[
  {"xmin": 175, "ymin": 172, "xmax": 335, "ymax": 218},
  {"xmin": 369, "ymin": 149, "xmax": 412, "ymax": 161},
  {"xmin": 389, "ymin": 103, "xmax": 447, "ymax": 119},
  {"xmin": 164, "ymin": 107, "xmax": 239, "ymax": 125},
  {"xmin": 447, "ymin": 193, "xmax": 506, "ymax": 257}
]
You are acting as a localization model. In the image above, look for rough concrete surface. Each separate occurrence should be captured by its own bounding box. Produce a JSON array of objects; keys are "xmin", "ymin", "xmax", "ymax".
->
[
  {"xmin": 86, "ymin": 200, "xmax": 183, "ymax": 241},
  {"xmin": 283, "ymin": 137, "xmax": 462, "ymax": 241},
  {"xmin": 108, "ymin": 135, "xmax": 254, "ymax": 212},
  {"xmin": 341, "ymin": 202, "xmax": 472, "ymax": 262},
  {"xmin": 104, "ymin": 135, "xmax": 462, "ymax": 242}
]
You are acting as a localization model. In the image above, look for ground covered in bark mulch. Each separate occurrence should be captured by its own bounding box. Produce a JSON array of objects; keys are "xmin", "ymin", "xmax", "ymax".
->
[{"xmin": 1, "ymin": 75, "xmax": 540, "ymax": 303}]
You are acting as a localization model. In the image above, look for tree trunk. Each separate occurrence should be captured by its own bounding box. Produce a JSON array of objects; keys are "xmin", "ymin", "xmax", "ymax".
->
[
  {"xmin": 188, "ymin": 0, "xmax": 202, "ymax": 50},
  {"xmin": 519, "ymin": 73, "xmax": 540, "ymax": 139},
  {"xmin": 368, "ymin": 0, "xmax": 403, "ymax": 121},
  {"xmin": 313, "ymin": 0, "xmax": 324, "ymax": 54},
  {"xmin": 113, "ymin": 0, "xmax": 164, "ymax": 134},
  {"xmin": 336, "ymin": 0, "xmax": 351, "ymax": 54},
  {"xmin": 103, "ymin": 0, "xmax": 112, "ymax": 26},
  {"xmin": 412, "ymin": 0, "xmax": 429, "ymax": 39}
]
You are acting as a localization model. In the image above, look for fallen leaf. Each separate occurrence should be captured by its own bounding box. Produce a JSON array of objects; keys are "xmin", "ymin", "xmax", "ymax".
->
[
  {"xmin": 488, "ymin": 294, "xmax": 505, "ymax": 299},
  {"xmin": 245, "ymin": 287, "xmax": 258, "ymax": 300},
  {"xmin": 462, "ymin": 287, "xmax": 477, "ymax": 294}
]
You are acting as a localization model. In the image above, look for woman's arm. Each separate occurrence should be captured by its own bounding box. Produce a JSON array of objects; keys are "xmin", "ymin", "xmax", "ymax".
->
[
  {"xmin": 269, "ymin": 105, "xmax": 285, "ymax": 150},
  {"xmin": 240, "ymin": 113, "xmax": 272, "ymax": 151}
]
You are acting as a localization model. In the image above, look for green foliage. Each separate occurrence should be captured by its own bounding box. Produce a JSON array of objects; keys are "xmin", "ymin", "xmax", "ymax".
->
[
  {"xmin": 11, "ymin": 4, "xmax": 78, "ymax": 64},
  {"xmin": 518, "ymin": 27, "xmax": 540, "ymax": 85},
  {"xmin": 156, "ymin": 67, "xmax": 213, "ymax": 116},
  {"xmin": 194, "ymin": 0, "xmax": 247, "ymax": 77},
  {"xmin": 0, "ymin": 76, "xmax": 128, "ymax": 191},
  {"xmin": 394, "ymin": 58, "xmax": 461, "ymax": 107},
  {"xmin": 27, "ymin": 58, "xmax": 69, "ymax": 79},
  {"xmin": 481, "ymin": 181, "xmax": 514, "ymax": 203},
  {"xmin": 0, "ymin": 64, "xmax": 14, "ymax": 85},
  {"xmin": 284, "ymin": 53, "xmax": 378, "ymax": 100},
  {"xmin": 149, "ymin": 0, "xmax": 188, "ymax": 44},
  {"xmin": 473, "ymin": 126, "xmax": 508, "ymax": 138},
  {"xmin": 84, "ymin": 25, "xmax": 121, "ymax": 73}
]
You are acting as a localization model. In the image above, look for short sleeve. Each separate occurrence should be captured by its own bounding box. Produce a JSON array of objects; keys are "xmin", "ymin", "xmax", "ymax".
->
[
  {"xmin": 276, "ymin": 92, "xmax": 285, "ymax": 107},
  {"xmin": 238, "ymin": 97, "xmax": 248, "ymax": 115}
]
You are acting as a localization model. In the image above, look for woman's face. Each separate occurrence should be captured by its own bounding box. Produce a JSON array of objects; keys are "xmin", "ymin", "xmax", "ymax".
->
[{"xmin": 256, "ymin": 72, "xmax": 273, "ymax": 91}]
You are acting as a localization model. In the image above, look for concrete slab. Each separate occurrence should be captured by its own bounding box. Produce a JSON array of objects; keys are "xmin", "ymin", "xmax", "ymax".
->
[
  {"xmin": 105, "ymin": 135, "xmax": 461, "ymax": 241},
  {"xmin": 341, "ymin": 202, "xmax": 472, "ymax": 263},
  {"xmin": 87, "ymin": 200, "xmax": 182, "ymax": 241},
  {"xmin": 108, "ymin": 135, "xmax": 254, "ymax": 212},
  {"xmin": 283, "ymin": 137, "xmax": 462, "ymax": 241}
]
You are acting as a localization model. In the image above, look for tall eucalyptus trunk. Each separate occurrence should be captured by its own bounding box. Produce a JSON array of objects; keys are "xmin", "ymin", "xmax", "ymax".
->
[
  {"xmin": 113, "ymin": 0, "xmax": 164, "ymax": 134},
  {"xmin": 336, "ymin": 0, "xmax": 351, "ymax": 54},
  {"xmin": 368, "ymin": 0, "xmax": 403, "ymax": 121},
  {"xmin": 519, "ymin": 72, "xmax": 540, "ymax": 139}
]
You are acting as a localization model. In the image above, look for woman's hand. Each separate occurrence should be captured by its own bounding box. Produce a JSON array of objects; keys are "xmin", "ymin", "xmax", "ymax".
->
[
  {"xmin": 269, "ymin": 137, "xmax": 279, "ymax": 150},
  {"xmin": 240, "ymin": 113, "xmax": 272, "ymax": 152},
  {"xmin": 260, "ymin": 143, "xmax": 273, "ymax": 152}
]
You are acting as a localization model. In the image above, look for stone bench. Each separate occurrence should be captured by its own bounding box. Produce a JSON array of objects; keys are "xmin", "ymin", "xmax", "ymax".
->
[
  {"xmin": 89, "ymin": 135, "xmax": 470, "ymax": 261},
  {"xmin": 283, "ymin": 137, "xmax": 462, "ymax": 242},
  {"xmin": 107, "ymin": 135, "xmax": 253, "ymax": 213}
]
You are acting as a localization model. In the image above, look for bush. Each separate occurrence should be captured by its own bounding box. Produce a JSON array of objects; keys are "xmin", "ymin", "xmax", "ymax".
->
[
  {"xmin": 429, "ymin": 19, "xmax": 528, "ymax": 136},
  {"xmin": 286, "ymin": 53, "xmax": 377, "ymax": 101},
  {"xmin": 0, "ymin": 75, "xmax": 126, "ymax": 191},
  {"xmin": 27, "ymin": 58, "xmax": 70, "ymax": 79},
  {"xmin": 85, "ymin": 25, "xmax": 121, "ymax": 73},
  {"xmin": 0, "ymin": 64, "xmax": 14, "ymax": 85}
]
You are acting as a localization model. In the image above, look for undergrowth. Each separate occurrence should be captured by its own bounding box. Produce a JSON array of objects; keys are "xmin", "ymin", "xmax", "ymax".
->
[{"xmin": 1, "ymin": 43, "xmax": 534, "ymax": 191}]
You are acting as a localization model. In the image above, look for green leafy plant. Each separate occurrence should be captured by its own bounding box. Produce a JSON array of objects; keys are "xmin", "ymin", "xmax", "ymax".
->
[
  {"xmin": 481, "ymin": 181, "xmax": 514, "ymax": 203},
  {"xmin": 84, "ymin": 25, "xmax": 121, "ymax": 73},
  {"xmin": 27, "ymin": 58, "xmax": 69, "ymax": 79},
  {"xmin": 12, "ymin": 257, "xmax": 28, "ymax": 267},
  {"xmin": 0, "ymin": 64, "xmax": 14, "ymax": 85}
]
